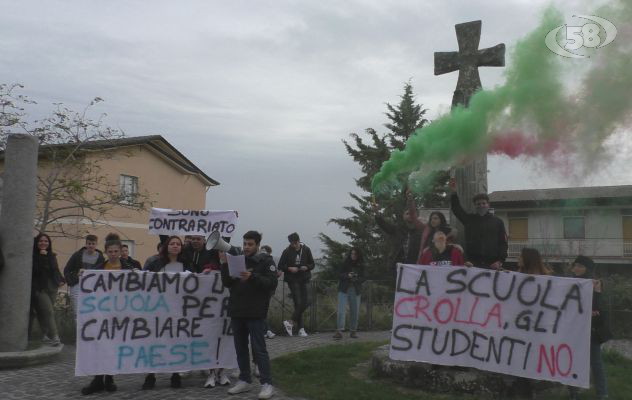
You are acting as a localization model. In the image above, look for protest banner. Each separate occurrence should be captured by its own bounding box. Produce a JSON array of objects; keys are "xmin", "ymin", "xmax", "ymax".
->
[
  {"xmin": 75, "ymin": 270, "xmax": 236, "ymax": 376},
  {"xmin": 390, "ymin": 264, "xmax": 593, "ymax": 388},
  {"xmin": 148, "ymin": 208, "xmax": 238, "ymax": 237}
]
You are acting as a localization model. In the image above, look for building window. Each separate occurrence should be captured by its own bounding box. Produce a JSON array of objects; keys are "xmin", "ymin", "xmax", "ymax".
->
[
  {"xmin": 508, "ymin": 218, "xmax": 529, "ymax": 241},
  {"xmin": 119, "ymin": 175, "xmax": 138, "ymax": 204},
  {"xmin": 563, "ymin": 216, "xmax": 585, "ymax": 239}
]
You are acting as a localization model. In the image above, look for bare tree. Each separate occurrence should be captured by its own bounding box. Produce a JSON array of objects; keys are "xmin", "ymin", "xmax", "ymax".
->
[{"xmin": 0, "ymin": 83, "xmax": 151, "ymax": 238}]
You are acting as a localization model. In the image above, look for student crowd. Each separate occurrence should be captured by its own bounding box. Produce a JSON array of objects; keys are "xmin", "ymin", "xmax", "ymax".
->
[{"xmin": 28, "ymin": 180, "xmax": 612, "ymax": 399}]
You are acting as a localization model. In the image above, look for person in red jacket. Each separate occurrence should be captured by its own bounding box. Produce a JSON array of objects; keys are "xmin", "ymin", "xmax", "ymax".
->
[{"xmin": 418, "ymin": 231, "xmax": 464, "ymax": 267}]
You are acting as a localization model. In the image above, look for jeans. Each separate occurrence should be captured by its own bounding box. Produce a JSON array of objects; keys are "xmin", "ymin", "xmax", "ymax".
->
[
  {"xmin": 70, "ymin": 285, "xmax": 80, "ymax": 315},
  {"xmin": 337, "ymin": 288, "xmax": 361, "ymax": 331},
  {"xmin": 288, "ymin": 281, "xmax": 309, "ymax": 330},
  {"xmin": 569, "ymin": 341, "xmax": 608, "ymax": 398},
  {"xmin": 32, "ymin": 289, "xmax": 59, "ymax": 338},
  {"xmin": 231, "ymin": 318, "xmax": 271, "ymax": 385}
]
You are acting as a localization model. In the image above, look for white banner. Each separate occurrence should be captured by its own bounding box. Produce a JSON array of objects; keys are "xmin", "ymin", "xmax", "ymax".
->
[
  {"xmin": 75, "ymin": 270, "xmax": 237, "ymax": 376},
  {"xmin": 148, "ymin": 208, "xmax": 238, "ymax": 237},
  {"xmin": 390, "ymin": 264, "xmax": 593, "ymax": 388}
]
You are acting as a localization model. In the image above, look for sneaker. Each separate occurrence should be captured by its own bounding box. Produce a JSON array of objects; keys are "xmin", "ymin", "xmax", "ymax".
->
[
  {"xmin": 283, "ymin": 320, "xmax": 293, "ymax": 336},
  {"xmin": 204, "ymin": 371, "xmax": 216, "ymax": 388},
  {"xmin": 258, "ymin": 383, "xmax": 275, "ymax": 399},
  {"xmin": 333, "ymin": 330, "xmax": 343, "ymax": 339},
  {"xmin": 350, "ymin": 331, "xmax": 358, "ymax": 338},
  {"xmin": 50, "ymin": 336, "xmax": 61, "ymax": 346},
  {"xmin": 217, "ymin": 369, "xmax": 231, "ymax": 386},
  {"xmin": 170, "ymin": 373, "xmax": 182, "ymax": 388},
  {"xmin": 298, "ymin": 328, "xmax": 308, "ymax": 337},
  {"xmin": 142, "ymin": 373, "xmax": 156, "ymax": 390},
  {"xmin": 228, "ymin": 380, "xmax": 251, "ymax": 395},
  {"xmin": 41, "ymin": 335, "xmax": 53, "ymax": 344},
  {"xmin": 230, "ymin": 369, "xmax": 240, "ymax": 379},
  {"xmin": 253, "ymin": 363, "xmax": 260, "ymax": 377},
  {"xmin": 81, "ymin": 376, "xmax": 104, "ymax": 395},
  {"xmin": 103, "ymin": 375, "xmax": 117, "ymax": 392},
  {"xmin": 266, "ymin": 330, "xmax": 276, "ymax": 339}
]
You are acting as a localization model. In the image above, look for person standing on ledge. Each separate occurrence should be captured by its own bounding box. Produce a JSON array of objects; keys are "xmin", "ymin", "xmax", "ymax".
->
[
  {"xmin": 278, "ymin": 232, "xmax": 315, "ymax": 337},
  {"xmin": 449, "ymin": 178, "xmax": 507, "ymax": 269}
]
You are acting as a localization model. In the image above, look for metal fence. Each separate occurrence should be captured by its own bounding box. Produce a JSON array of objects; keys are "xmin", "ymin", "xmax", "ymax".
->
[
  {"xmin": 265, "ymin": 280, "xmax": 395, "ymax": 333},
  {"xmin": 50, "ymin": 277, "xmax": 632, "ymax": 341},
  {"xmin": 265, "ymin": 278, "xmax": 632, "ymax": 339}
]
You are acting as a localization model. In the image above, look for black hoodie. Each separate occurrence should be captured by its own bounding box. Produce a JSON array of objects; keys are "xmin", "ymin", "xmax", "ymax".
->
[{"xmin": 63, "ymin": 247, "xmax": 105, "ymax": 286}]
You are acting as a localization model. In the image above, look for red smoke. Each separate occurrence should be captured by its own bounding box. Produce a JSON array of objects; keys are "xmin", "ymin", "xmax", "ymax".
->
[{"xmin": 488, "ymin": 131, "xmax": 563, "ymax": 159}]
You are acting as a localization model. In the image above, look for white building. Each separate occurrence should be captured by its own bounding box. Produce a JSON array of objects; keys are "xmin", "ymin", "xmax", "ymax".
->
[{"xmin": 490, "ymin": 185, "xmax": 632, "ymax": 269}]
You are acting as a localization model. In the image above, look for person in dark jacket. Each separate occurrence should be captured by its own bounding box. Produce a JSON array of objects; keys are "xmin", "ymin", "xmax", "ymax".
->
[
  {"xmin": 333, "ymin": 247, "xmax": 365, "ymax": 339},
  {"xmin": 81, "ymin": 233, "xmax": 131, "ymax": 396},
  {"xmin": 449, "ymin": 179, "xmax": 507, "ymax": 269},
  {"xmin": 143, "ymin": 242, "xmax": 163, "ymax": 270},
  {"xmin": 221, "ymin": 230, "xmax": 278, "ymax": 399},
  {"xmin": 374, "ymin": 200, "xmax": 424, "ymax": 266},
  {"xmin": 31, "ymin": 233, "xmax": 64, "ymax": 346},
  {"xmin": 182, "ymin": 235, "xmax": 220, "ymax": 273},
  {"xmin": 63, "ymin": 234, "xmax": 104, "ymax": 314},
  {"xmin": 120, "ymin": 244, "xmax": 141, "ymax": 270},
  {"xmin": 260, "ymin": 245, "xmax": 278, "ymax": 339},
  {"xmin": 418, "ymin": 231, "xmax": 465, "ymax": 267},
  {"xmin": 278, "ymin": 232, "xmax": 314, "ymax": 337},
  {"xmin": 568, "ymin": 256, "xmax": 611, "ymax": 400}
]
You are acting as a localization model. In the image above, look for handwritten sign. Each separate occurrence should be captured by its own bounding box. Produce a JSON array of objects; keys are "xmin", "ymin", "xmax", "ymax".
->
[
  {"xmin": 148, "ymin": 208, "xmax": 238, "ymax": 237},
  {"xmin": 75, "ymin": 270, "xmax": 236, "ymax": 376},
  {"xmin": 390, "ymin": 264, "xmax": 593, "ymax": 388}
]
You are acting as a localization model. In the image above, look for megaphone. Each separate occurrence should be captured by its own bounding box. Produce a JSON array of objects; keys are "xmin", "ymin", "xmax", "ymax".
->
[{"xmin": 206, "ymin": 231, "xmax": 234, "ymax": 252}]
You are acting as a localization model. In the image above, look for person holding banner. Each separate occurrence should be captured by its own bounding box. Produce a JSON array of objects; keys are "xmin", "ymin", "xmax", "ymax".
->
[
  {"xmin": 278, "ymin": 232, "xmax": 314, "ymax": 337},
  {"xmin": 517, "ymin": 248, "xmax": 552, "ymax": 276},
  {"xmin": 63, "ymin": 234, "xmax": 104, "ymax": 313},
  {"xmin": 513, "ymin": 248, "xmax": 551, "ymax": 398},
  {"xmin": 333, "ymin": 247, "xmax": 365, "ymax": 339},
  {"xmin": 81, "ymin": 233, "xmax": 131, "ymax": 395},
  {"xmin": 568, "ymin": 256, "xmax": 611, "ymax": 400},
  {"xmin": 449, "ymin": 178, "xmax": 508, "ymax": 269},
  {"xmin": 419, "ymin": 211, "xmax": 457, "ymax": 254},
  {"xmin": 30, "ymin": 233, "xmax": 65, "ymax": 346},
  {"xmin": 418, "ymin": 231, "xmax": 464, "ymax": 267},
  {"xmin": 221, "ymin": 230, "xmax": 278, "ymax": 399},
  {"xmin": 141, "ymin": 235, "xmax": 193, "ymax": 389}
]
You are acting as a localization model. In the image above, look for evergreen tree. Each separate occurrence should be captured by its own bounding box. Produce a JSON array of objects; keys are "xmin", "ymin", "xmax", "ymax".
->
[{"xmin": 319, "ymin": 82, "xmax": 449, "ymax": 281}]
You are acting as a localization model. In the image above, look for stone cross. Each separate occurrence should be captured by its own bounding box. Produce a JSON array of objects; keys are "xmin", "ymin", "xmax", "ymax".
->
[{"xmin": 434, "ymin": 20, "xmax": 505, "ymax": 215}]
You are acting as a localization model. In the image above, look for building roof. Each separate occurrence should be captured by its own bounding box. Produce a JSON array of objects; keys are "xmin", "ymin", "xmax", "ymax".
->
[
  {"xmin": 489, "ymin": 185, "xmax": 632, "ymax": 208},
  {"xmin": 1, "ymin": 134, "xmax": 219, "ymax": 187}
]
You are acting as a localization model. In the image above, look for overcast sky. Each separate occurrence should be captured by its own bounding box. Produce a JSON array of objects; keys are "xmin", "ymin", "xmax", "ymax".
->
[{"xmin": 1, "ymin": 0, "xmax": 627, "ymax": 257}]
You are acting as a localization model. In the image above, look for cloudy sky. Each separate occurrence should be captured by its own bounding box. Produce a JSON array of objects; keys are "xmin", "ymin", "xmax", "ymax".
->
[{"xmin": 1, "ymin": 0, "xmax": 626, "ymax": 256}]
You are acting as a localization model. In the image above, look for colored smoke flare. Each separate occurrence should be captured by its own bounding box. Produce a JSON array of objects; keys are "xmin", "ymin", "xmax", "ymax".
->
[{"xmin": 372, "ymin": 1, "xmax": 632, "ymax": 194}]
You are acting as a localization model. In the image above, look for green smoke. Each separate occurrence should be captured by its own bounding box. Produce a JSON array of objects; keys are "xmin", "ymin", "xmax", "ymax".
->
[{"xmin": 372, "ymin": 0, "xmax": 632, "ymax": 193}]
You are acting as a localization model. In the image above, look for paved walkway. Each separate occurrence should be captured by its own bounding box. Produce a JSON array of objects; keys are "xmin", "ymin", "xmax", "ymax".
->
[{"xmin": 0, "ymin": 331, "xmax": 390, "ymax": 400}]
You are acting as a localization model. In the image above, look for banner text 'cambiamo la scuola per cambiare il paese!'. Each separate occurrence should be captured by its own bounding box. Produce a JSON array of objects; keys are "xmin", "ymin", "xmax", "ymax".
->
[{"xmin": 75, "ymin": 270, "xmax": 237, "ymax": 376}]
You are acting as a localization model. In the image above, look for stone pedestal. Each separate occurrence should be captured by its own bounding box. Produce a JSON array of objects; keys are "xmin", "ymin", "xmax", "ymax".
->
[{"xmin": 371, "ymin": 345, "xmax": 554, "ymax": 399}]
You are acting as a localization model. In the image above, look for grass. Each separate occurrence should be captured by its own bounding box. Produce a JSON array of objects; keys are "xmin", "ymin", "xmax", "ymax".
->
[{"xmin": 271, "ymin": 342, "xmax": 632, "ymax": 400}]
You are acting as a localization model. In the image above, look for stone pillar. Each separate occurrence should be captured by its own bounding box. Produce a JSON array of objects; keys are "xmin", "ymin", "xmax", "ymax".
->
[{"xmin": 0, "ymin": 134, "xmax": 39, "ymax": 352}]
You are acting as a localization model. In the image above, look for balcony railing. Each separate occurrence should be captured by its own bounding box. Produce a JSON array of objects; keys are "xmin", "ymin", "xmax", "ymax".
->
[{"xmin": 507, "ymin": 239, "xmax": 632, "ymax": 259}]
